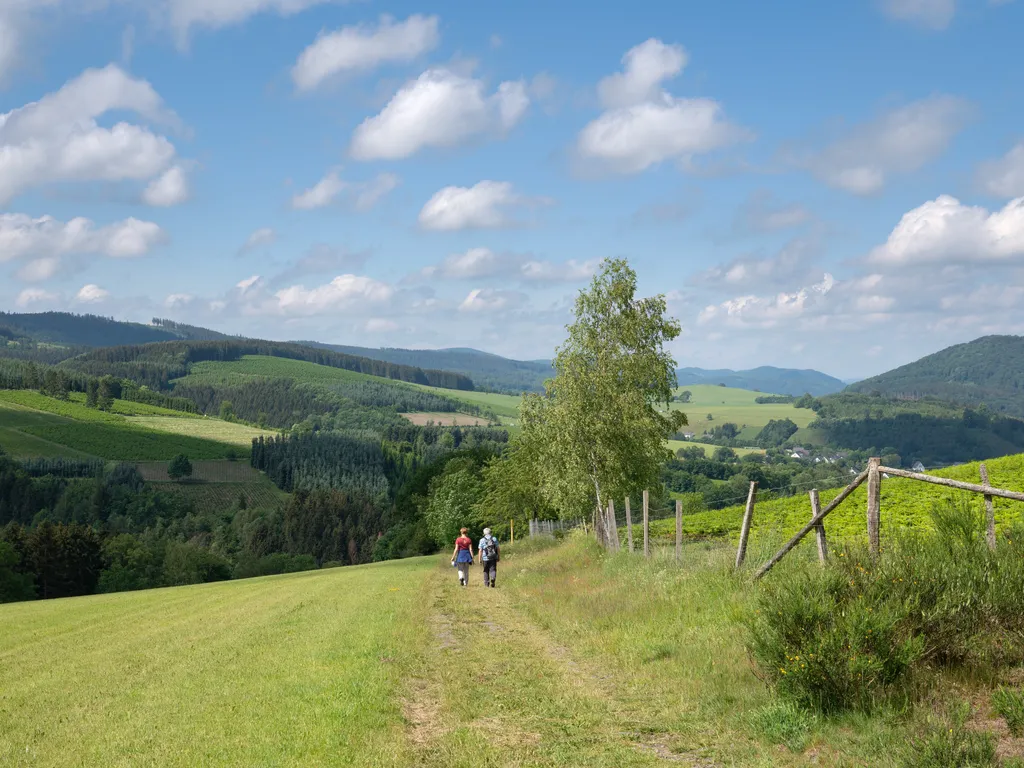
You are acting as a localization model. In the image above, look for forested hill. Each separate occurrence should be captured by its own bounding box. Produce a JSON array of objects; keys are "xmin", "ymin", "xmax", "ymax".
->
[
  {"xmin": 60, "ymin": 340, "xmax": 476, "ymax": 391},
  {"xmin": 296, "ymin": 341, "xmax": 554, "ymax": 393},
  {"xmin": 675, "ymin": 365, "xmax": 846, "ymax": 396},
  {"xmin": 0, "ymin": 312, "xmax": 183, "ymax": 348},
  {"xmin": 847, "ymin": 335, "xmax": 1024, "ymax": 418}
]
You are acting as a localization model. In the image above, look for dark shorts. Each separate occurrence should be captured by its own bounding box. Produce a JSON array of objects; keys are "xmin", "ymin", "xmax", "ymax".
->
[{"xmin": 482, "ymin": 560, "xmax": 497, "ymax": 581}]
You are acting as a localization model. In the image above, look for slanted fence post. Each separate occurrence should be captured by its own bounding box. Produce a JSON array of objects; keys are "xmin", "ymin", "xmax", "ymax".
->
[
  {"xmin": 608, "ymin": 499, "xmax": 619, "ymax": 552},
  {"xmin": 867, "ymin": 457, "xmax": 881, "ymax": 557},
  {"xmin": 980, "ymin": 463, "xmax": 996, "ymax": 550},
  {"xmin": 735, "ymin": 481, "xmax": 758, "ymax": 568},
  {"xmin": 625, "ymin": 497, "xmax": 634, "ymax": 553},
  {"xmin": 810, "ymin": 489, "xmax": 828, "ymax": 564},
  {"xmin": 643, "ymin": 490, "xmax": 650, "ymax": 559},
  {"xmin": 675, "ymin": 499, "xmax": 682, "ymax": 564}
]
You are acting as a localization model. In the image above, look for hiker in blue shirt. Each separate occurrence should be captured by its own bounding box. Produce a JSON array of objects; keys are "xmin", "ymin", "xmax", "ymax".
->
[{"xmin": 478, "ymin": 527, "xmax": 499, "ymax": 588}]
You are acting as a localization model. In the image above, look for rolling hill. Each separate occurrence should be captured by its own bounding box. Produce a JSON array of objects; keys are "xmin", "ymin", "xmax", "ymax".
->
[
  {"xmin": 675, "ymin": 366, "xmax": 846, "ymax": 397},
  {"xmin": 846, "ymin": 335, "xmax": 1024, "ymax": 417}
]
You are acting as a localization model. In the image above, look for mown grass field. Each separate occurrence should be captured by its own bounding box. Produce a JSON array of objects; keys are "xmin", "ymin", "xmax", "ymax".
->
[
  {"xmin": 401, "ymin": 412, "xmax": 491, "ymax": 426},
  {"xmin": 0, "ymin": 392, "xmax": 244, "ymax": 461},
  {"xmin": 3, "ymin": 536, "xmax": 977, "ymax": 766},
  {"xmin": 649, "ymin": 453, "xmax": 1024, "ymax": 549},
  {"xmin": 667, "ymin": 384, "xmax": 816, "ymax": 441},
  {"xmin": 667, "ymin": 439, "xmax": 764, "ymax": 458},
  {"xmin": 410, "ymin": 383, "xmax": 523, "ymax": 420},
  {"xmin": 126, "ymin": 415, "xmax": 277, "ymax": 447}
]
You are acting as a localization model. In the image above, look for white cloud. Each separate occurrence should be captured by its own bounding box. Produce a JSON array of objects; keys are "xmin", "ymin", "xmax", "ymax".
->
[
  {"xmin": 0, "ymin": 214, "xmax": 165, "ymax": 264},
  {"xmin": 458, "ymin": 287, "xmax": 524, "ymax": 313},
  {"xmin": 427, "ymin": 247, "xmax": 504, "ymax": 279},
  {"xmin": 15, "ymin": 258, "xmax": 60, "ymax": 282},
  {"xmin": 349, "ymin": 68, "xmax": 529, "ymax": 161},
  {"xmin": 354, "ymin": 173, "xmax": 400, "ymax": 211},
  {"xmin": 976, "ymin": 141, "xmax": 1024, "ymax": 198},
  {"xmin": 291, "ymin": 170, "xmax": 344, "ymax": 210},
  {"xmin": 240, "ymin": 227, "xmax": 276, "ymax": 253},
  {"xmin": 520, "ymin": 259, "xmax": 598, "ymax": 283},
  {"xmin": 15, "ymin": 288, "xmax": 58, "ymax": 308},
  {"xmin": 868, "ymin": 195, "xmax": 1024, "ymax": 266},
  {"xmin": 800, "ymin": 96, "xmax": 971, "ymax": 194},
  {"xmin": 410, "ymin": 248, "xmax": 597, "ymax": 285},
  {"xmin": 164, "ymin": 293, "xmax": 194, "ymax": 308},
  {"xmin": 597, "ymin": 38, "xmax": 688, "ymax": 109},
  {"xmin": 364, "ymin": 318, "xmax": 399, "ymax": 333},
  {"xmin": 697, "ymin": 274, "xmax": 836, "ymax": 328},
  {"xmin": 236, "ymin": 274, "xmax": 261, "ymax": 294},
  {"xmin": 142, "ymin": 165, "xmax": 189, "ymax": 206},
  {"xmin": 292, "ymin": 14, "xmax": 439, "ymax": 91},
  {"xmin": 691, "ymin": 238, "xmax": 820, "ymax": 292},
  {"xmin": 75, "ymin": 284, "xmax": 110, "ymax": 303},
  {"xmin": 418, "ymin": 181, "xmax": 545, "ymax": 231},
  {"xmin": 168, "ymin": 0, "xmax": 335, "ymax": 44},
  {"xmin": 291, "ymin": 170, "xmax": 398, "ymax": 211},
  {"xmin": 577, "ymin": 39, "xmax": 747, "ymax": 174},
  {"xmin": 0, "ymin": 64, "xmax": 181, "ymax": 205},
  {"xmin": 879, "ymin": 0, "xmax": 956, "ymax": 30},
  {"xmin": 273, "ymin": 274, "xmax": 394, "ymax": 315}
]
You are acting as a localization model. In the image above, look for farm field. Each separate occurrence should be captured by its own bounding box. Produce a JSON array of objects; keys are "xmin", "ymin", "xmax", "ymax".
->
[
  {"xmin": 0, "ymin": 537, "xmax": 942, "ymax": 766},
  {"xmin": 401, "ymin": 412, "xmax": 491, "ymax": 426},
  {"xmin": 649, "ymin": 452, "xmax": 1024, "ymax": 547},
  {"xmin": 66, "ymin": 392, "xmax": 201, "ymax": 417},
  {"xmin": 0, "ymin": 392, "xmax": 245, "ymax": 461},
  {"xmin": 136, "ymin": 460, "xmax": 288, "ymax": 509},
  {"xmin": 667, "ymin": 384, "xmax": 816, "ymax": 441},
  {"xmin": 178, "ymin": 355, "xmax": 378, "ymax": 387},
  {"xmin": 410, "ymin": 383, "xmax": 523, "ymax": 420},
  {"xmin": 667, "ymin": 439, "xmax": 764, "ymax": 458},
  {"xmin": 126, "ymin": 416, "xmax": 277, "ymax": 447}
]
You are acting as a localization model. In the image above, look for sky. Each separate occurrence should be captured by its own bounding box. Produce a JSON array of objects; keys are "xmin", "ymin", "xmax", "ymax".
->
[{"xmin": 0, "ymin": 0, "xmax": 1023, "ymax": 380}]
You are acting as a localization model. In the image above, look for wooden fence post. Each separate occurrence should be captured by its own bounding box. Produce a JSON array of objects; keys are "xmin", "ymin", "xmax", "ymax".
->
[
  {"xmin": 675, "ymin": 499, "xmax": 682, "ymax": 564},
  {"xmin": 608, "ymin": 499, "xmax": 619, "ymax": 552},
  {"xmin": 625, "ymin": 497, "xmax": 634, "ymax": 553},
  {"xmin": 867, "ymin": 457, "xmax": 881, "ymax": 557},
  {"xmin": 643, "ymin": 490, "xmax": 650, "ymax": 559},
  {"xmin": 980, "ymin": 463, "xmax": 996, "ymax": 550},
  {"xmin": 810, "ymin": 489, "xmax": 828, "ymax": 564},
  {"xmin": 735, "ymin": 481, "xmax": 758, "ymax": 568}
]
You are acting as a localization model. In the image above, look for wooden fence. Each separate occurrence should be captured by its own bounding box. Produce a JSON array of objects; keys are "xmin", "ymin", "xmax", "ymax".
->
[{"xmin": 586, "ymin": 457, "xmax": 1024, "ymax": 579}]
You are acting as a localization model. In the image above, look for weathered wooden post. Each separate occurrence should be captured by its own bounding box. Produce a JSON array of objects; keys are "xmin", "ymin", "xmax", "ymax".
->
[
  {"xmin": 810, "ymin": 489, "xmax": 828, "ymax": 564},
  {"xmin": 608, "ymin": 499, "xmax": 619, "ymax": 552},
  {"xmin": 642, "ymin": 490, "xmax": 650, "ymax": 559},
  {"xmin": 867, "ymin": 457, "xmax": 881, "ymax": 557},
  {"xmin": 675, "ymin": 499, "xmax": 682, "ymax": 564},
  {"xmin": 735, "ymin": 481, "xmax": 758, "ymax": 568},
  {"xmin": 625, "ymin": 497, "xmax": 634, "ymax": 553},
  {"xmin": 980, "ymin": 463, "xmax": 996, "ymax": 550}
]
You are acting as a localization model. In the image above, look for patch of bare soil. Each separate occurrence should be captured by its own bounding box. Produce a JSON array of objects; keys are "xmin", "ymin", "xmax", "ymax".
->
[
  {"xmin": 965, "ymin": 689, "xmax": 1024, "ymax": 762},
  {"xmin": 402, "ymin": 679, "xmax": 445, "ymax": 747},
  {"xmin": 629, "ymin": 733, "xmax": 717, "ymax": 765}
]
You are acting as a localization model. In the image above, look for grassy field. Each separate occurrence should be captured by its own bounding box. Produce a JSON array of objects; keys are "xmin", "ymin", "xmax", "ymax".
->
[
  {"xmin": 667, "ymin": 439, "xmax": 764, "ymax": 458},
  {"xmin": 649, "ymin": 452, "xmax": 1024, "ymax": 548},
  {"xmin": 0, "ymin": 392, "xmax": 245, "ymax": 461},
  {"xmin": 401, "ymin": 412, "xmax": 491, "ymax": 426},
  {"xmin": 136, "ymin": 459, "xmax": 288, "ymax": 509},
  {"xmin": 3, "ymin": 536, "xmax": 982, "ymax": 766},
  {"xmin": 410, "ymin": 383, "xmax": 523, "ymax": 420},
  {"xmin": 668, "ymin": 384, "xmax": 816, "ymax": 441},
  {"xmin": 126, "ymin": 416, "xmax": 277, "ymax": 447},
  {"xmin": 179, "ymin": 356, "xmax": 377, "ymax": 387}
]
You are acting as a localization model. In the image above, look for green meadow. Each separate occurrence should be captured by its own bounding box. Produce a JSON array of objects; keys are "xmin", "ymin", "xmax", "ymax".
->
[{"xmin": 667, "ymin": 384, "xmax": 816, "ymax": 441}]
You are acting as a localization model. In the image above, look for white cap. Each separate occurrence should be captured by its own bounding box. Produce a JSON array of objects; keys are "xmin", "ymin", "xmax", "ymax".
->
[{"xmin": 483, "ymin": 527, "xmax": 491, "ymax": 536}]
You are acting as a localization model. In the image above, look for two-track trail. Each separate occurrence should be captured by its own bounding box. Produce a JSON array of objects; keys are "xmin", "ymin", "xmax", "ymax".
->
[{"xmin": 400, "ymin": 560, "xmax": 706, "ymax": 768}]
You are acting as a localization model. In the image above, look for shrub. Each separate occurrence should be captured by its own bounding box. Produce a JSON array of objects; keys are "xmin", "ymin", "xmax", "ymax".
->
[
  {"xmin": 167, "ymin": 454, "xmax": 193, "ymax": 481},
  {"xmin": 747, "ymin": 500, "xmax": 1024, "ymax": 713},
  {"xmin": 233, "ymin": 553, "xmax": 317, "ymax": 579},
  {"xmin": 903, "ymin": 705, "xmax": 996, "ymax": 767},
  {"xmin": 992, "ymin": 686, "xmax": 1024, "ymax": 737}
]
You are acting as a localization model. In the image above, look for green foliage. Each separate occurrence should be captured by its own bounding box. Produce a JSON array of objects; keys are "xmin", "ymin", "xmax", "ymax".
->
[
  {"xmin": 992, "ymin": 686, "xmax": 1024, "ymax": 737},
  {"xmin": 904, "ymin": 705, "xmax": 997, "ymax": 767},
  {"xmin": 747, "ymin": 700, "xmax": 816, "ymax": 752},
  {"xmin": 848, "ymin": 335, "xmax": 1024, "ymax": 418},
  {"xmin": 161, "ymin": 540, "xmax": 231, "ymax": 585},
  {"xmin": 425, "ymin": 458, "xmax": 484, "ymax": 546},
  {"xmin": 167, "ymin": 454, "xmax": 193, "ymax": 481},
  {"xmin": 232, "ymin": 552, "xmax": 317, "ymax": 579},
  {"xmin": 747, "ymin": 503, "xmax": 1024, "ymax": 713},
  {"xmin": 518, "ymin": 258, "xmax": 685, "ymax": 521},
  {"xmin": 755, "ymin": 418, "xmax": 799, "ymax": 447},
  {"xmin": 0, "ymin": 540, "xmax": 35, "ymax": 602}
]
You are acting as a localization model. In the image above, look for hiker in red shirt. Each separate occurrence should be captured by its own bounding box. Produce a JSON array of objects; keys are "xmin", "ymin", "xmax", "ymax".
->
[{"xmin": 450, "ymin": 527, "xmax": 475, "ymax": 587}]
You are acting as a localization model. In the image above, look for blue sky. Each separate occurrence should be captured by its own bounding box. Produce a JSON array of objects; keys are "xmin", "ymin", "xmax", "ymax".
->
[{"xmin": 1, "ymin": 0, "xmax": 1023, "ymax": 379}]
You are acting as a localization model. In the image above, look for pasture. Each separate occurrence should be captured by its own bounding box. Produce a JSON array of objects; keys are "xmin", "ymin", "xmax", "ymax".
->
[
  {"xmin": 126, "ymin": 415, "xmax": 277, "ymax": 447},
  {"xmin": 178, "ymin": 355, "xmax": 375, "ymax": 386},
  {"xmin": 0, "ymin": 393, "xmax": 244, "ymax": 461},
  {"xmin": 667, "ymin": 439, "xmax": 764, "ymax": 458},
  {"xmin": 401, "ymin": 412, "xmax": 491, "ymax": 426},
  {"xmin": 667, "ymin": 384, "xmax": 816, "ymax": 441},
  {"xmin": 410, "ymin": 383, "xmax": 523, "ymax": 420}
]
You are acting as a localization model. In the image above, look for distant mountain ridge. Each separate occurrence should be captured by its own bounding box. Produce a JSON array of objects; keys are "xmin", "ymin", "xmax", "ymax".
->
[
  {"xmin": 845, "ymin": 335, "xmax": 1024, "ymax": 418},
  {"xmin": 675, "ymin": 365, "xmax": 846, "ymax": 396}
]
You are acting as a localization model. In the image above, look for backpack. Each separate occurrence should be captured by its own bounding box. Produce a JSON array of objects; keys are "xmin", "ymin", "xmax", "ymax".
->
[{"xmin": 482, "ymin": 536, "xmax": 499, "ymax": 562}]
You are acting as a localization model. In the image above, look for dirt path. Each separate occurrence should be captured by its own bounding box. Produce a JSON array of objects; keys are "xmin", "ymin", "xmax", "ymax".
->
[{"xmin": 400, "ymin": 561, "xmax": 705, "ymax": 767}]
